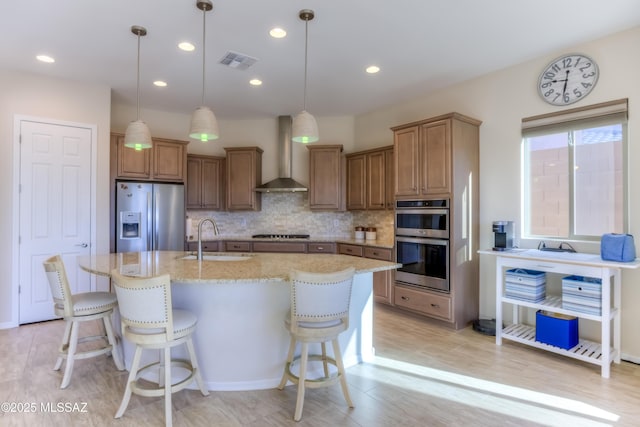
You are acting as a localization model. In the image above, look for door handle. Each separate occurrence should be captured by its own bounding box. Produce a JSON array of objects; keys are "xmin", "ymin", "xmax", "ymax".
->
[{"xmin": 75, "ymin": 243, "xmax": 88, "ymax": 248}]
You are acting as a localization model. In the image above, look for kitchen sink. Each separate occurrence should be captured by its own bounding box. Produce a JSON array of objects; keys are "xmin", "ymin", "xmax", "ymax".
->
[{"xmin": 180, "ymin": 253, "xmax": 254, "ymax": 262}]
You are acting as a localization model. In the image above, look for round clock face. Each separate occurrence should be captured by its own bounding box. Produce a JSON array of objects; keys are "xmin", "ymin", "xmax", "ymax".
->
[{"xmin": 537, "ymin": 54, "xmax": 599, "ymax": 106}]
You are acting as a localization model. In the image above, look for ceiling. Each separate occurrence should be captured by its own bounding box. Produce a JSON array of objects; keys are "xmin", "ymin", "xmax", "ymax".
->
[{"xmin": 2, "ymin": 1, "xmax": 640, "ymax": 120}]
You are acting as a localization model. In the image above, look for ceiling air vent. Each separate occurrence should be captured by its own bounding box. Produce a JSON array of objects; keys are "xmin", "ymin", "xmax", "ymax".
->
[{"xmin": 219, "ymin": 51, "xmax": 258, "ymax": 70}]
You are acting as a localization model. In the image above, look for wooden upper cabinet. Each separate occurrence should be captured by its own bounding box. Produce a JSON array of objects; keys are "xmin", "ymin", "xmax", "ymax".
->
[
  {"xmin": 186, "ymin": 154, "xmax": 224, "ymax": 210},
  {"xmin": 224, "ymin": 147, "xmax": 262, "ymax": 211},
  {"xmin": 113, "ymin": 133, "xmax": 187, "ymax": 182},
  {"xmin": 394, "ymin": 126, "xmax": 420, "ymax": 196},
  {"xmin": 153, "ymin": 139, "xmax": 186, "ymax": 181},
  {"xmin": 420, "ymin": 120, "xmax": 451, "ymax": 195},
  {"xmin": 366, "ymin": 150, "xmax": 386, "ymax": 209},
  {"xmin": 307, "ymin": 145, "xmax": 345, "ymax": 211},
  {"xmin": 346, "ymin": 154, "xmax": 366, "ymax": 210},
  {"xmin": 346, "ymin": 146, "xmax": 394, "ymax": 210},
  {"xmin": 384, "ymin": 147, "xmax": 394, "ymax": 209},
  {"xmin": 392, "ymin": 113, "xmax": 480, "ymax": 199}
]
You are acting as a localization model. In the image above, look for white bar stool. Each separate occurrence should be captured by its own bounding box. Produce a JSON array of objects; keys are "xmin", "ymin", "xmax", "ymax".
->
[
  {"xmin": 43, "ymin": 255, "xmax": 125, "ymax": 389},
  {"xmin": 277, "ymin": 267, "xmax": 356, "ymax": 421},
  {"xmin": 110, "ymin": 270, "xmax": 209, "ymax": 427}
]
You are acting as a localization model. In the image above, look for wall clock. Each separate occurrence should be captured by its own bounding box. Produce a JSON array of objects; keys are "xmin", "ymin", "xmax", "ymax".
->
[{"xmin": 537, "ymin": 53, "xmax": 599, "ymax": 106}]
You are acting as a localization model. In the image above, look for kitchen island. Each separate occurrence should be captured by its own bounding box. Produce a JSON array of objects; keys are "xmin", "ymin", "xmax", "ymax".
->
[{"xmin": 77, "ymin": 251, "xmax": 399, "ymax": 391}]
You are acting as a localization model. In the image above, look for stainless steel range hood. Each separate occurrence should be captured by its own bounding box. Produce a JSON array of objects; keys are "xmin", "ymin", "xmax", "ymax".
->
[{"xmin": 255, "ymin": 116, "xmax": 308, "ymax": 193}]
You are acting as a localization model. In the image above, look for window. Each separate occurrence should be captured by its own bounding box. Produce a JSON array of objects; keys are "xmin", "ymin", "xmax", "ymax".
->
[{"xmin": 521, "ymin": 99, "xmax": 628, "ymax": 241}]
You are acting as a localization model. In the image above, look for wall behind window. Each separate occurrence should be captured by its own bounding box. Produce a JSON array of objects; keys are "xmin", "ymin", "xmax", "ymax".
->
[{"xmin": 355, "ymin": 26, "xmax": 640, "ymax": 360}]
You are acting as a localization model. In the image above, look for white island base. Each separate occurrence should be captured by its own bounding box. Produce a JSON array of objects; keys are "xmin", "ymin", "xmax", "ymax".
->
[{"xmin": 118, "ymin": 272, "xmax": 374, "ymax": 391}]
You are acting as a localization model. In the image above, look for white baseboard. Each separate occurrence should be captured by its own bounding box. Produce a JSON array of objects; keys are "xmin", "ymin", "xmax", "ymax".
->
[
  {"xmin": 621, "ymin": 353, "xmax": 640, "ymax": 365},
  {"xmin": 0, "ymin": 320, "xmax": 19, "ymax": 330}
]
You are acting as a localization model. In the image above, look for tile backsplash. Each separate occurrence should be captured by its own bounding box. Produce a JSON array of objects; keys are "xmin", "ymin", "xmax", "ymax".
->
[{"xmin": 187, "ymin": 192, "xmax": 394, "ymax": 242}]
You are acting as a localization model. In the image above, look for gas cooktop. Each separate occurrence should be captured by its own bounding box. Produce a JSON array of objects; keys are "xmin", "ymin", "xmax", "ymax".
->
[{"xmin": 251, "ymin": 234, "xmax": 310, "ymax": 239}]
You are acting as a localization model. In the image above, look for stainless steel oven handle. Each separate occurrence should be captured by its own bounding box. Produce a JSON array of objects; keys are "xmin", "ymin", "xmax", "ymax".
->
[
  {"xmin": 395, "ymin": 208, "xmax": 449, "ymax": 215},
  {"xmin": 395, "ymin": 236, "xmax": 448, "ymax": 246}
]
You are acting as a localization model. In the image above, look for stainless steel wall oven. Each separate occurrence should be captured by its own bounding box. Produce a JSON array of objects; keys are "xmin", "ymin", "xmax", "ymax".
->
[{"xmin": 395, "ymin": 199, "xmax": 450, "ymax": 293}]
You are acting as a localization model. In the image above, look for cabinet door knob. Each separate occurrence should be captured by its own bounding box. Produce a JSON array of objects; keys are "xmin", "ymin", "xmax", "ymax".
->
[
  {"xmin": 430, "ymin": 303, "xmax": 440, "ymax": 308},
  {"xmin": 401, "ymin": 296, "xmax": 409, "ymax": 301}
]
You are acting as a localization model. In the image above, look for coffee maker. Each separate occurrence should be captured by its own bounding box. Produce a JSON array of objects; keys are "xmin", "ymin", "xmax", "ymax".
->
[{"xmin": 492, "ymin": 221, "xmax": 514, "ymax": 251}]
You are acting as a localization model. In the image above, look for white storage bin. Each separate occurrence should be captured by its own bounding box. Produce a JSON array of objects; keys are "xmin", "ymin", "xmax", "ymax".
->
[
  {"xmin": 562, "ymin": 275, "xmax": 602, "ymax": 315},
  {"xmin": 505, "ymin": 268, "xmax": 546, "ymax": 302}
]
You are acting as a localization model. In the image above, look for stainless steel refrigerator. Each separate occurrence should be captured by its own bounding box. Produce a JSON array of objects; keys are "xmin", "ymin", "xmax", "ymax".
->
[{"xmin": 115, "ymin": 181, "xmax": 185, "ymax": 252}]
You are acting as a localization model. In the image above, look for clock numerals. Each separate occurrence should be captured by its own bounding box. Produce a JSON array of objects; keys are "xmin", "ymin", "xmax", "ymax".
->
[{"xmin": 538, "ymin": 54, "xmax": 598, "ymax": 106}]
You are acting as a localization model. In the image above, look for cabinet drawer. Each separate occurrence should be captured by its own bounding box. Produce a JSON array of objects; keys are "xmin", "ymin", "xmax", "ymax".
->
[
  {"xmin": 186, "ymin": 241, "xmax": 219, "ymax": 252},
  {"xmin": 338, "ymin": 244, "xmax": 364, "ymax": 257},
  {"xmin": 252, "ymin": 242, "xmax": 307, "ymax": 253},
  {"xmin": 224, "ymin": 241, "xmax": 251, "ymax": 252},
  {"xmin": 308, "ymin": 242, "xmax": 336, "ymax": 253},
  {"xmin": 364, "ymin": 247, "xmax": 392, "ymax": 261},
  {"xmin": 394, "ymin": 286, "xmax": 451, "ymax": 320}
]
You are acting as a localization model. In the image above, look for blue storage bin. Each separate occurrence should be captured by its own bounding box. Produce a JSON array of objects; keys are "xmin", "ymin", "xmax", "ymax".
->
[{"xmin": 535, "ymin": 310, "xmax": 578, "ymax": 350}]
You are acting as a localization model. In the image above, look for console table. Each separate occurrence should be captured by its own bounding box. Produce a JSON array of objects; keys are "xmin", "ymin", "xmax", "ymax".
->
[{"xmin": 479, "ymin": 249, "xmax": 640, "ymax": 378}]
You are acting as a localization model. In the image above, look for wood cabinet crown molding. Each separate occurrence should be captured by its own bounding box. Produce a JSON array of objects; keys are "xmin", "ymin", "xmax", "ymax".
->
[{"xmin": 390, "ymin": 112, "xmax": 482, "ymax": 131}]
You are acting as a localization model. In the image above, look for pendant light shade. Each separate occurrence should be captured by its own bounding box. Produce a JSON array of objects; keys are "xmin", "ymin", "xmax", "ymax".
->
[
  {"xmin": 189, "ymin": 0, "xmax": 219, "ymax": 142},
  {"xmin": 292, "ymin": 9, "xmax": 319, "ymax": 144},
  {"xmin": 124, "ymin": 25, "xmax": 152, "ymax": 151},
  {"xmin": 190, "ymin": 106, "xmax": 219, "ymax": 141},
  {"xmin": 291, "ymin": 110, "xmax": 318, "ymax": 143}
]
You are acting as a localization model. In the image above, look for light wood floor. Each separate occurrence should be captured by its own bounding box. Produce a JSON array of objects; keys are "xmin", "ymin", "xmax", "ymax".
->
[{"xmin": 1, "ymin": 303, "xmax": 639, "ymax": 426}]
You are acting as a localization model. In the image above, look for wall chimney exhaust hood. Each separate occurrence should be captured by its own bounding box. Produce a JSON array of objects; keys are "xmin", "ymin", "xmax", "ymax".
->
[{"xmin": 255, "ymin": 116, "xmax": 308, "ymax": 193}]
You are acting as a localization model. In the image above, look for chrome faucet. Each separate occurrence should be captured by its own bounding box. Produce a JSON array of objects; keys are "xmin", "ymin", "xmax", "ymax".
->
[{"xmin": 197, "ymin": 218, "xmax": 220, "ymax": 261}]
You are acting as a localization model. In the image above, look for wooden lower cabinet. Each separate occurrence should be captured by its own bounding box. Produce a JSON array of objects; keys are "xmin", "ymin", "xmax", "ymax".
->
[
  {"xmin": 338, "ymin": 243, "xmax": 394, "ymax": 305},
  {"xmin": 185, "ymin": 241, "xmax": 219, "ymax": 252},
  {"xmin": 338, "ymin": 243, "xmax": 364, "ymax": 257},
  {"xmin": 307, "ymin": 242, "xmax": 336, "ymax": 253},
  {"xmin": 252, "ymin": 242, "xmax": 306, "ymax": 253},
  {"xmin": 224, "ymin": 241, "xmax": 252, "ymax": 252},
  {"xmin": 394, "ymin": 286, "xmax": 452, "ymax": 321}
]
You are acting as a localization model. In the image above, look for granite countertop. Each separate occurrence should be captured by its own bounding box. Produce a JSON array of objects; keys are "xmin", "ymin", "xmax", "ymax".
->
[
  {"xmin": 187, "ymin": 235, "xmax": 394, "ymax": 249},
  {"xmin": 78, "ymin": 251, "xmax": 400, "ymax": 284}
]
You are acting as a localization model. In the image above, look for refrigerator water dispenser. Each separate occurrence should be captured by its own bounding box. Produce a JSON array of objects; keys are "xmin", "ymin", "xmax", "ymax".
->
[{"xmin": 120, "ymin": 211, "xmax": 141, "ymax": 239}]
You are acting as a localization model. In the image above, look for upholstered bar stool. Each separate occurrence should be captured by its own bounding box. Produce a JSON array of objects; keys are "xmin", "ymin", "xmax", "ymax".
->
[
  {"xmin": 43, "ymin": 255, "xmax": 125, "ymax": 389},
  {"xmin": 277, "ymin": 267, "xmax": 356, "ymax": 421},
  {"xmin": 110, "ymin": 270, "xmax": 209, "ymax": 427}
]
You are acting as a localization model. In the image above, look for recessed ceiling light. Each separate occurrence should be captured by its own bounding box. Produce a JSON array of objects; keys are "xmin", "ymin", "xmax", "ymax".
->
[
  {"xmin": 269, "ymin": 27, "xmax": 286, "ymax": 38},
  {"xmin": 36, "ymin": 55, "xmax": 55, "ymax": 63},
  {"xmin": 153, "ymin": 81, "xmax": 167, "ymax": 87},
  {"xmin": 249, "ymin": 79, "xmax": 263, "ymax": 86},
  {"xmin": 178, "ymin": 42, "xmax": 195, "ymax": 52},
  {"xmin": 366, "ymin": 65, "xmax": 380, "ymax": 74}
]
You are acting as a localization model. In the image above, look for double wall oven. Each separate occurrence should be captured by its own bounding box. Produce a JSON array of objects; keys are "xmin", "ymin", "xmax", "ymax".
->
[{"xmin": 395, "ymin": 199, "xmax": 450, "ymax": 293}]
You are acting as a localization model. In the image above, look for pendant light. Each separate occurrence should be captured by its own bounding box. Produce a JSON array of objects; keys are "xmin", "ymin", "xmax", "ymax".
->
[
  {"xmin": 124, "ymin": 25, "xmax": 152, "ymax": 151},
  {"xmin": 189, "ymin": 0, "xmax": 220, "ymax": 142},
  {"xmin": 291, "ymin": 9, "xmax": 319, "ymax": 144}
]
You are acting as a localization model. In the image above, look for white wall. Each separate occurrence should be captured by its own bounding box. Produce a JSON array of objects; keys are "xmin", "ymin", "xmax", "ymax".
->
[
  {"xmin": 0, "ymin": 70, "xmax": 111, "ymax": 326},
  {"xmin": 355, "ymin": 27, "xmax": 640, "ymax": 359}
]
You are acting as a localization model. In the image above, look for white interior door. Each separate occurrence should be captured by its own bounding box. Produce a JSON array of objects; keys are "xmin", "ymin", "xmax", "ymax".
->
[{"xmin": 19, "ymin": 120, "xmax": 93, "ymax": 324}]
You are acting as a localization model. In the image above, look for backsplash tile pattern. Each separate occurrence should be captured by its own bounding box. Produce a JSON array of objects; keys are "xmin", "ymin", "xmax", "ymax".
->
[{"xmin": 187, "ymin": 193, "xmax": 394, "ymax": 242}]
